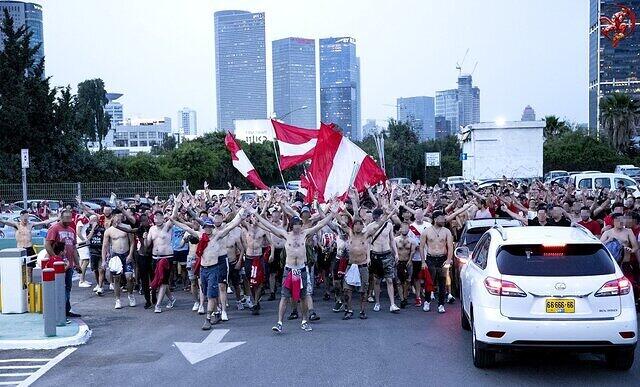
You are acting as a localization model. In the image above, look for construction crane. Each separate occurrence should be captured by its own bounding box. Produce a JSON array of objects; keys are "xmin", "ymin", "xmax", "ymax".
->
[{"xmin": 455, "ymin": 48, "xmax": 469, "ymax": 76}]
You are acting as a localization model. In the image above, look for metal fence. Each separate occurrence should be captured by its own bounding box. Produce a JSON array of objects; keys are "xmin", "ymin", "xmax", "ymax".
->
[{"xmin": 0, "ymin": 180, "xmax": 184, "ymax": 204}]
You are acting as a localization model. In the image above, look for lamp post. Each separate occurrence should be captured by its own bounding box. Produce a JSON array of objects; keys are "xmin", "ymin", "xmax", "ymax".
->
[{"xmin": 270, "ymin": 106, "xmax": 309, "ymax": 189}]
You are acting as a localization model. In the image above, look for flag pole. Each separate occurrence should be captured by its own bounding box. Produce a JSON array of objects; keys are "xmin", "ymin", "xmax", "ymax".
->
[{"xmin": 268, "ymin": 120, "xmax": 288, "ymax": 189}]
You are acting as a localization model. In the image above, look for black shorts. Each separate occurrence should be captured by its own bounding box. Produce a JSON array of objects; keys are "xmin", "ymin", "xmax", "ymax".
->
[
  {"xmin": 370, "ymin": 251, "xmax": 395, "ymax": 279},
  {"xmin": 411, "ymin": 261, "xmax": 422, "ymax": 281},
  {"xmin": 397, "ymin": 261, "xmax": 410, "ymax": 283},
  {"xmin": 25, "ymin": 246, "xmax": 36, "ymax": 268},
  {"xmin": 90, "ymin": 253, "xmax": 102, "ymax": 272},
  {"xmin": 227, "ymin": 261, "xmax": 241, "ymax": 287},
  {"xmin": 268, "ymin": 248, "xmax": 285, "ymax": 274},
  {"xmin": 173, "ymin": 249, "xmax": 188, "ymax": 264},
  {"xmin": 317, "ymin": 249, "xmax": 334, "ymax": 272},
  {"xmin": 217, "ymin": 255, "xmax": 229, "ymax": 284}
]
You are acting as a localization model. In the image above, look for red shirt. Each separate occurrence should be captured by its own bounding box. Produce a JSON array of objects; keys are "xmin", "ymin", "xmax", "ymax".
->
[
  {"xmin": 46, "ymin": 223, "xmax": 77, "ymax": 269},
  {"xmin": 578, "ymin": 219, "xmax": 602, "ymax": 236}
]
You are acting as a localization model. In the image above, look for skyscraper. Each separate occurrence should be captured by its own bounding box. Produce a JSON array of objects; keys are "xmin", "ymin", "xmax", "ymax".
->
[
  {"xmin": 178, "ymin": 107, "xmax": 198, "ymax": 135},
  {"xmin": 362, "ymin": 119, "xmax": 381, "ymax": 139},
  {"xmin": 396, "ymin": 96, "xmax": 435, "ymax": 141},
  {"xmin": 589, "ymin": 0, "xmax": 640, "ymax": 131},
  {"xmin": 521, "ymin": 105, "xmax": 536, "ymax": 121},
  {"xmin": 457, "ymin": 74, "xmax": 480, "ymax": 127},
  {"xmin": 435, "ymin": 89, "xmax": 459, "ymax": 132},
  {"xmin": 435, "ymin": 116, "xmax": 452, "ymax": 139},
  {"xmin": 105, "ymin": 93, "xmax": 124, "ymax": 128},
  {"xmin": 320, "ymin": 37, "xmax": 361, "ymax": 140},
  {"xmin": 0, "ymin": 1, "xmax": 43, "ymax": 66},
  {"xmin": 214, "ymin": 10, "xmax": 267, "ymax": 132},
  {"xmin": 272, "ymin": 37, "xmax": 317, "ymax": 128}
]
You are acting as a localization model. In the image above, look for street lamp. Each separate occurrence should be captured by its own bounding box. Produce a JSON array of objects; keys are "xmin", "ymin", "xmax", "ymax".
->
[
  {"xmin": 273, "ymin": 105, "xmax": 308, "ymax": 122},
  {"xmin": 269, "ymin": 106, "xmax": 309, "ymax": 189}
]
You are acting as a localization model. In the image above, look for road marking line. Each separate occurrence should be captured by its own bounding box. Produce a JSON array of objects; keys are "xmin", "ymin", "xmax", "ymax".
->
[
  {"xmin": 17, "ymin": 348, "xmax": 76, "ymax": 387},
  {"xmin": 0, "ymin": 368, "xmax": 38, "ymax": 371},
  {"xmin": 0, "ymin": 382, "xmax": 19, "ymax": 385},
  {"xmin": 0, "ymin": 374, "xmax": 32, "ymax": 377},
  {"xmin": 0, "ymin": 361, "xmax": 50, "ymax": 364}
]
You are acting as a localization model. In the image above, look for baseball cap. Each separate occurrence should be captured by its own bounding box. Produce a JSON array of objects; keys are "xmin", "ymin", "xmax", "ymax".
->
[
  {"xmin": 432, "ymin": 210, "xmax": 444, "ymax": 219},
  {"xmin": 291, "ymin": 216, "xmax": 303, "ymax": 225},
  {"xmin": 301, "ymin": 206, "xmax": 310, "ymax": 213},
  {"xmin": 202, "ymin": 217, "xmax": 215, "ymax": 227}
]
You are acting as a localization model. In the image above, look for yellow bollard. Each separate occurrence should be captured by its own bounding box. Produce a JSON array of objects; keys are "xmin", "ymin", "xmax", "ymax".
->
[{"xmin": 34, "ymin": 283, "xmax": 42, "ymax": 313}]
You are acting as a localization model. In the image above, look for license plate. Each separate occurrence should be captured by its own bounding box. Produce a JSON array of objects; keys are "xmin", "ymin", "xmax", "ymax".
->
[{"xmin": 545, "ymin": 298, "xmax": 575, "ymax": 313}]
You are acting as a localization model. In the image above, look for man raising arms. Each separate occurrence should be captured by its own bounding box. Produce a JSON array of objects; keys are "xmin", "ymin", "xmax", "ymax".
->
[
  {"xmin": 102, "ymin": 210, "xmax": 136, "ymax": 309},
  {"xmin": 419, "ymin": 210, "xmax": 454, "ymax": 314}
]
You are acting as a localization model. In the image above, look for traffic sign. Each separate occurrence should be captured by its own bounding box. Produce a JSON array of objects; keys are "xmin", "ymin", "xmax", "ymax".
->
[
  {"xmin": 21, "ymin": 149, "xmax": 29, "ymax": 169},
  {"xmin": 460, "ymin": 153, "xmax": 467, "ymax": 161},
  {"xmin": 425, "ymin": 152, "xmax": 441, "ymax": 167}
]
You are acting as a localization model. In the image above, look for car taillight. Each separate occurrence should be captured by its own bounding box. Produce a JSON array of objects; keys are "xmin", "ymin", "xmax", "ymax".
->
[
  {"xmin": 484, "ymin": 277, "xmax": 527, "ymax": 297},
  {"xmin": 594, "ymin": 277, "xmax": 631, "ymax": 297}
]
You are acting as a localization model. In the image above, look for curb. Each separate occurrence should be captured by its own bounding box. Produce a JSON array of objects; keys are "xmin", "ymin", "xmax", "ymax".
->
[{"xmin": 0, "ymin": 318, "xmax": 92, "ymax": 350}]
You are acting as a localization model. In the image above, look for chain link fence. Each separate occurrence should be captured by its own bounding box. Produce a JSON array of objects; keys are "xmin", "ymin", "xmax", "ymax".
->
[{"xmin": 0, "ymin": 180, "xmax": 184, "ymax": 205}]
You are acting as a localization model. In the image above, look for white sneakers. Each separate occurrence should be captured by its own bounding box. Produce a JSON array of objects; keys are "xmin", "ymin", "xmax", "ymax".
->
[
  {"xmin": 109, "ymin": 283, "xmax": 115, "ymax": 291},
  {"xmin": 166, "ymin": 297, "xmax": 176, "ymax": 309},
  {"xmin": 373, "ymin": 303, "xmax": 381, "ymax": 312},
  {"xmin": 115, "ymin": 299, "xmax": 122, "ymax": 309},
  {"xmin": 227, "ymin": 287, "xmax": 233, "ymax": 294},
  {"xmin": 128, "ymin": 295, "xmax": 136, "ymax": 307},
  {"xmin": 221, "ymin": 311, "xmax": 229, "ymax": 321},
  {"xmin": 245, "ymin": 298, "xmax": 254, "ymax": 309},
  {"xmin": 192, "ymin": 301, "xmax": 200, "ymax": 312},
  {"xmin": 154, "ymin": 306, "xmax": 162, "ymax": 313},
  {"xmin": 437, "ymin": 305, "xmax": 446, "ymax": 314},
  {"xmin": 423, "ymin": 301, "xmax": 430, "ymax": 312},
  {"xmin": 92, "ymin": 284, "xmax": 100, "ymax": 292},
  {"xmin": 198, "ymin": 304, "xmax": 205, "ymax": 314},
  {"xmin": 390, "ymin": 304, "xmax": 400, "ymax": 313},
  {"xmin": 78, "ymin": 281, "xmax": 91, "ymax": 288}
]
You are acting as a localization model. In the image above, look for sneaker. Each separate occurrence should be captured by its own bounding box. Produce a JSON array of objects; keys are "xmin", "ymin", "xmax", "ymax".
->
[
  {"xmin": 96, "ymin": 288, "xmax": 104, "ymax": 297},
  {"xmin": 221, "ymin": 311, "xmax": 228, "ymax": 321},
  {"xmin": 343, "ymin": 310, "xmax": 354, "ymax": 320},
  {"xmin": 115, "ymin": 299, "xmax": 122, "ymax": 309},
  {"xmin": 109, "ymin": 283, "xmax": 115, "ymax": 291},
  {"xmin": 423, "ymin": 301, "xmax": 430, "ymax": 312},
  {"xmin": 300, "ymin": 321, "xmax": 312, "ymax": 332},
  {"xmin": 430, "ymin": 292, "xmax": 434, "ymax": 300},
  {"xmin": 166, "ymin": 297, "xmax": 176, "ymax": 309},
  {"xmin": 227, "ymin": 287, "xmax": 233, "ymax": 294},
  {"xmin": 367, "ymin": 296, "xmax": 375, "ymax": 303},
  {"xmin": 309, "ymin": 312, "xmax": 320, "ymax": 321},
  {"xmin": 128, "ymin": 295, "xmax": 136, "ymax": 307},
  {"xmin": 78, "ymin": 281, "xmax": 91, "ymax": 288},
  {"xmin": 144, "ymin": 302, "xmax": 152, "ymax": 309},
  {"xmin": 92, "ymin": 284, "xmax": 101, "ymax": 292},
  {"xmin": 192, "ymin": 302, "xmax": 200, "ymax": 312},
  {"xmin": 154, "ymin": 306, "xmax": 162, "ymax": 313},
  {"xmin": 211, "ymin": 313, "xmax": 222, "ymax": 325},
  {"xmin": 236, "ymin": 301, "xmax": 244, "ymax": 311},
  {"xmin": 447, "ymin": 294, "xmax": 456, "ymax": 304},
  {"xmin": 438, "ymin": 305, "xmax": 445, "ymax": 314},
  {"xmin": 373, "ymin": 303, "xmax": 381, "ymax": 312},
  {"xmin": 414, "ymin": 297, "xmax": 422, "ymax": 307},
  {"xmin": 202, "ymin": 319, "xmax": 212, "ymax": 330},
  {"xmin": 332, "ymin": 301, "xmax": 344, "ymax": 312},
  {"xmin": 359, "ymin": 311, "xmax": 368, "ymax": 320},
  {"xmin": 245, "ymin": 298, "xmax": 254, "ymax": 309},
  {"xmin": 66, "ymin": 311, "xmax": 81, "ymax": 318},
  {"xmin": 272, "ymin": 322, "xmax": 283, "ymax": 333},
  {"xmin": 287, "ymin": 311, "xmax": 299, "ymax": 320},
  {"xmin": 198, "ymin": 304, "xmax": 205, "ymax": 315},
  {"xmin": 390, "ymin": 304, "xmax": 400, "ymax": 313}
]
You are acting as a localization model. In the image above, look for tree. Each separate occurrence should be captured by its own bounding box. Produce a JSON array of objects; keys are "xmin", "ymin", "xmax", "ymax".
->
[
  {"xmin": 543, "ymin": 115, "xmax": 570, "ymax": 140},
  {"xmin": 600, "ymin": 92, "xmax": 640, "ymax": 154},
  {"xmin": 76, "ymin": 79, "xmax": 110, "ymax": 150},
  {"xmin": 544, "ymin": 131, "xmax": 630, "ymax": 172}
]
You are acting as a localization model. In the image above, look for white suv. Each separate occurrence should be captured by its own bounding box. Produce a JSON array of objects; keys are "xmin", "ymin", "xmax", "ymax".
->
[{"xmin": 460, "ymin": 225, "xmax": 637, "ymax": 369}]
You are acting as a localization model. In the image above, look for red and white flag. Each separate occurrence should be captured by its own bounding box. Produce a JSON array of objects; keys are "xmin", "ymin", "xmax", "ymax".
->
[
  {"xmin": 309, "ymin": 124, "xmax": 387, "ymax": 203},
  {"xmin": 224, "ymin": 132, "xmax": 269, "ymax": 190},
  {"xmin": 271, "ymin": 119, "xmax": 324, "ymax": 170}
]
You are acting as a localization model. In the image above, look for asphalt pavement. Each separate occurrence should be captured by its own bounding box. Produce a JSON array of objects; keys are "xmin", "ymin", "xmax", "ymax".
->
[{"xmin": 1, "ymin": 277, "xmax": 639, "ymax": 386}]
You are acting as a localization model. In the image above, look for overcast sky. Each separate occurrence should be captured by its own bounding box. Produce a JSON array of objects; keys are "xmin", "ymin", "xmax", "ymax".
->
[{"xmin": 41, "ymin": 0, "xmax": 589, "ymax": 132}]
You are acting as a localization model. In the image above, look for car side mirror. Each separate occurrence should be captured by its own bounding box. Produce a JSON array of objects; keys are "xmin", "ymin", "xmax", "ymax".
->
[{"xmin": 455, "ymin": 246, "xmax": 470, "ymax": 262}]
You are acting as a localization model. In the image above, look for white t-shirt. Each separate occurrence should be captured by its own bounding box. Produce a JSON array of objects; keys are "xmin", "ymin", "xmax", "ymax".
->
[
  {"xmin": 474, "ymin": 208, "xmax": 492, "ymax": 219},
  {"xmin": 409, "ymin": 221, "xmax": 431, "ymax": 261}
]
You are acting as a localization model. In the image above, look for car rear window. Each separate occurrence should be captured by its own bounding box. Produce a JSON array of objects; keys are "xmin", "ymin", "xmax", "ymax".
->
[{"xmin": 496, "ymin": 244, "xmax": 615, "ymax": 277}]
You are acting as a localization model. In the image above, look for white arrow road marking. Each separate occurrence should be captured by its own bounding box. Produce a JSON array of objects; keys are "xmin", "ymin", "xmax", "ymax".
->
[{"xmin": 175, "ymin": 329, "xmax": 245, "ymax": 365}]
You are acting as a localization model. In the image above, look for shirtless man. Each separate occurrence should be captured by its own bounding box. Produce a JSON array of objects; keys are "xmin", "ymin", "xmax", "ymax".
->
[
  {"xmin": 145, "ymin": 205, "xmax": 179, "ymax": 313},
  {"xmin": 366, "ymin": 207, "xmax": 400, "ymax": 313},
  {"xmin": 102, "ymin": 210, "xmax": 136, "ymax": 309},
  {"xmin": 242, "ymin": 216, "xmax": 269, "ymax": 315},
  {"xmin": 419, "ymin": 210, "xmax": 454, "ymax": 314},
  {"xmin": 0, "ymin": 210, "xmax": 57, "ymax": 265},
  {"xmin": 267, "ymin": 210, "xmax": 286, "ymax": 301},
  {"xmin": 253, "ymin": 202, "xmax": 338, "ymax": 333},
  {"xmin": 601, "ymin": 213, "xmax": 639, "ymax": 281},
  {"xmin": 172, "ymin": 207, "xmax": 247, "ymax": 329},
  {"xmin": 395, "ymin": 222, "xmax": 417, "ymax": 309},
  {"xmin": 222, "ymin": 221, "xmax": 245, "ymax": 313}
]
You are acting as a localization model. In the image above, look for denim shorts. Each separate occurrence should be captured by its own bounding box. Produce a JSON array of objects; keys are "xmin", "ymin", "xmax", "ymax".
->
[{"xmin": 200, "ymin": 265, "xmax": 220, "ymax": 298}]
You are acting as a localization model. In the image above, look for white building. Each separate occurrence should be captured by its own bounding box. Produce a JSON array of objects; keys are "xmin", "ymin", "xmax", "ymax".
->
[
  {"xmin": 89, "ymin": 117, "xmax": 173, "ymax": 157},
  {"xmin": 177, "ymin": 107, "xmax": 197, "ymax": 135},
  {"xmin": 460, "ymin": 120, "xmax": 544, "ymax": 180},
  {"xmin": 105, "ymin": 93, "xmax": 124, "ymax": 127}
]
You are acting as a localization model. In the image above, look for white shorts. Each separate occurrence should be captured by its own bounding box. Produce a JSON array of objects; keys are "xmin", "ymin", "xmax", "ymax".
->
[{"xmin": 78, "ymin": 246, "xmax": 90, "ymax": 261}]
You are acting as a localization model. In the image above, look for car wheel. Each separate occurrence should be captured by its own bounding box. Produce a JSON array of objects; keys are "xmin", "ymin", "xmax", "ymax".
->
[
  {"xmin": 460, "ymin": 291, "xmax": 471, "ymax": 331},
  {"xmin": 605, "ymin": 348, "xmax": 635, "ymax": 371},
  {"xmin": 0, "ymin": 230, "xmax": 4, "ymax": 239},
  {"xmin": 472, "ymin": 314, "xmax": 495, "ymax": 368}
]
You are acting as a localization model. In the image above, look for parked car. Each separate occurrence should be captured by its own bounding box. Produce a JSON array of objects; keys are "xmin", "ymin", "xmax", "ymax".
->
[
  {"xmin": 459, "ymin": 225, "xmax": 637, "ymax": 369},
  {"xmin": 571, "ymin": 173, "xmax": 640, "ymax": 197},
  {"xmin": 287, "ymin": 180, "xmax": 301, "ymax": 191},
  {"xmin": 0, "ymin": 212, "xmax": 49, "ymax": 240},
  {"xmin": 543, "ymin": 170, "xmax": 569, "ymax": 182},
  {"xmin": 12, "ymin": 199, "xmax": 62, "ymax": 214},
  {"xmin": 614, "ymin": 165, "xmax": 640, "ymax": 181},
  {"xmin": 389, "ymin": 177, "xmax": 412, "ymax": 188},
  {"xmin": 452, "ymin": 218, "xmax": 522, "ymax": 297},
  {"xmin": 549, "ymin": 176, "xmax": 571, "ymax": 186}
]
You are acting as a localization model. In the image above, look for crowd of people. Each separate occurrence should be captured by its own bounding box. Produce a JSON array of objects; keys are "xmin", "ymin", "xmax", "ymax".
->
[{"xmin": 2, "ymin": 176, "xmax": 640, "ymax": 331}]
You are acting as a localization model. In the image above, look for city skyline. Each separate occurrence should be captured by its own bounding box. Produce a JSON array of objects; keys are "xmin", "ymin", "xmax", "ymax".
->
[{"xmin": 41, "ymin": 1, "xmax": 589, "ymax": 133}]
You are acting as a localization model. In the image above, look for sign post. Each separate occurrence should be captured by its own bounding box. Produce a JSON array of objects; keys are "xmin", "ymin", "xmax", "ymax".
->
[
  {"xmin": 21, "ymin": 149, "xmax": 29, "ymax": 209},
  {"xmin": 425, "ymin": 152, "xmax": 441, "ymax": 180}
]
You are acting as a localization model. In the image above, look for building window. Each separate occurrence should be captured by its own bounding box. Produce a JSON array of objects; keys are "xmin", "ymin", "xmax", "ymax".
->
[
  {"xmin": 114, "ymin": 132, "xmax": 128, "ymax": 140},
  {"xmin": 114, "ymin": 140, "xmax": 128, "ymax": 147},
  {"xmin": 148, "ymin": 131, "xmax": 157, "ymax": 139},
  {"xmin": 130, "ymin": 141, "xmax": 138, "ymax": 147},
  {"xmin": 139, "ymin": 141, "xmax": 148, "ymax": 147},
  {"xmin": 129, "ymin": 132, "xmax": 138, "ymax": 139}
]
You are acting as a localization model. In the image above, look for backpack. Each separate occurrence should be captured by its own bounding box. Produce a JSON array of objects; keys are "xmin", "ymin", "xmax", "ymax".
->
[{"xmin": 604, "ymin": 239, "xmax": 624, "ymax": 264}]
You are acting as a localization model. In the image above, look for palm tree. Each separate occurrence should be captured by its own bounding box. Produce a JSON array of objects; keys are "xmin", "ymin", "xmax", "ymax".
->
[
  {"xmin": 543, "ymin": 115, "xmax": 570, "ymax": 140},
  {"xmin": 600, "ymin": 92, "xmax": 640, "ymax": 153}
]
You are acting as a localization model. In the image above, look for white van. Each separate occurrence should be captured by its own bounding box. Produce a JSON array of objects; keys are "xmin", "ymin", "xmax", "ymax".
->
[
  {"xmin": 571, "ymin": 173, "xmax": 640, "ymax": 197},
  {"xmin": 614, "ymin": 165, "xmax": 640, "ymax": 181}
]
